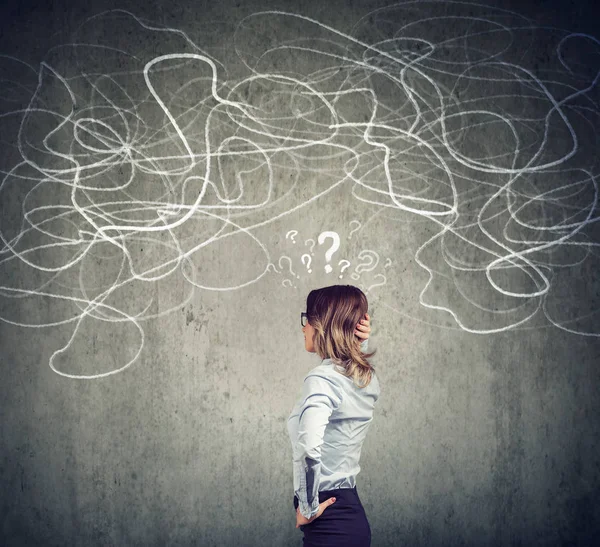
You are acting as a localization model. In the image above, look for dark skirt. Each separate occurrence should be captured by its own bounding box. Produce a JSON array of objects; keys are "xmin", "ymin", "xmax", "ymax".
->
[{"xmin": 293, "ymin": 487, "xmax": 371, "ymax": 546}]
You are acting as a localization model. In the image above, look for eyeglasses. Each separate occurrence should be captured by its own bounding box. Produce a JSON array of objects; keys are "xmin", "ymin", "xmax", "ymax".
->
[{"xmin": 301, "ymin": 312, "xmax": 308, "ymax": 327}]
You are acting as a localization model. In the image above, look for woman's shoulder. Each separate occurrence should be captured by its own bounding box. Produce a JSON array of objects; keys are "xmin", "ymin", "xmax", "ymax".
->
[
  {"xmin": 310, "ymin": 359, "xmax": 381, "ymax": 394},
  {"xmin": 305, "ymin": 360, "xmax": 338, "ymax": 380},
  {"xmin": 303, "ymin": 361, "xmax": 349, "ymax": 391}
]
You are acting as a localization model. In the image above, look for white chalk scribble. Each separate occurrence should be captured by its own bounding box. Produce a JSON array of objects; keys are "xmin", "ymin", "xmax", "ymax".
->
[{"xmin": 0, "ymin": 3, "xmax": 599, "ymax": 378}]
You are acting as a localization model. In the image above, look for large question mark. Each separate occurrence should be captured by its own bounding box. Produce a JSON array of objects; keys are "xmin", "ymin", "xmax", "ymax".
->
[
  {"xmin": 279, "ymin": 255, "xmax": 299, "ymax": 279},
  {"xmin": 301, "ymin": 254, "xmax": 312, "ymax": 273},
  {"xmin": 286, "ymin": 230, "xmax": 298, "ymax": 244},
  {"xmin": 348, "ymin": 220, "xmax": 361, "ymax": 239},
  {"xmin": 366, "ymin": 274, "xmax": 387, "ymax": 293},
  {"xmin": 351, "ymin": 250, "xmax": 380, "ymax": 280},
  {"xmin": 305, "ymin": 238, "xmax": 316, "ymax": 255},
  {"xmin": 318, "ymin": 231, "xmax": 341, "ymax": 274},
  {"xmin": 338, "ymin": 259, "xmax": 351, "ymax": 279}
]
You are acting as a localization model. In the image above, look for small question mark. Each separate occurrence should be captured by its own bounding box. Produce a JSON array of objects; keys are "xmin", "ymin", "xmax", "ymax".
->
[
  {"xmin": 279, "ymin": 255, "xmax": 299, "ymax": 279},
  {"xmin": 301, "ymin": 254, "xmax": 312, "ymax": 273},
  {"xmin": 348, "ymin": 220, "xmax": 361, "ymax": 239},
  {"xmin": 282, "ymin": 279, "xmax": 294, "ymax": 288},
  {"xmin": 305, "ymin": 238, "xmax": 316, "ymax": 255},
  {"xmin": 384, "ymin": 258, "xmax": 392, "ymax": 268},
  {"xmin": 338, "ymin": 259, "xmax": 351, "ymax": 279},
  {"xmin": 286, "ymin": 230, "xmax": 298, "ymax": 244},
  {"xmin": 266, "ymin": 263, "xmax": 280, "ymax": 274},
  {"xmin": 352, "ymin": 250, "xmax": 380, "ymax": 279},
  {"xmin": 318, "ymin": 231, "xmax": 341, "ymax": 274},
  {"xmin": 366, "ymin": 274, "xmax": 387, "ymax": 293}
]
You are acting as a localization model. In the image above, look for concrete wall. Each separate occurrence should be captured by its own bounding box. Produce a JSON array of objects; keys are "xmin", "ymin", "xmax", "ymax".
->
[{"xmin": 1, "ymin": 0, "xmax": 599, "ymax": 545}]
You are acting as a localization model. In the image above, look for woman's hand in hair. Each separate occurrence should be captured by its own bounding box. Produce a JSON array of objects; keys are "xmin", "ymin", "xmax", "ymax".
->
[{"xmin": 354, "ymin": 313, "xmax": 371, "ymax": 340}]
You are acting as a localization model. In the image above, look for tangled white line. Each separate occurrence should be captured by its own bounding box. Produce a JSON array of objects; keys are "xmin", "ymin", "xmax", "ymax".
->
[{"xmin": 0, "ymin": 2, "xmax": 598, "ymax": 378}]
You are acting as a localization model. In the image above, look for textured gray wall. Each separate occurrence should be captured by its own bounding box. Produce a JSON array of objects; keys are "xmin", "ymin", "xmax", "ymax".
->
[{"xmin": 1, "ymin": 0, "xmax": 599, "ymax": 545}]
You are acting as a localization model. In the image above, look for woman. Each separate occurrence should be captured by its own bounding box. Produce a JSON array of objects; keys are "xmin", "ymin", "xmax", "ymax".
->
[{"xmin": 287, "ymin": 284, "xmax": 380, "ymax": 546}]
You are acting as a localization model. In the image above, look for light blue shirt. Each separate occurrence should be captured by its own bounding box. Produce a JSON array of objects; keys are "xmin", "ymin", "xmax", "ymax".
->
[{"xmin": 287, "ymin": 338, "xmax": 381, "ymax": 519}]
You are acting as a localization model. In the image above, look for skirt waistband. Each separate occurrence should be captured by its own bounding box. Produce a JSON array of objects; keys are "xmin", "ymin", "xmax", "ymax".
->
[
  {"xmin": 318, "ymin": 486, "xmax": 358, "ymax": 503},
  {"xmin": 294, "ymin": 486, "xmax": 361, "ymax": 507},
  {"xmin": 319, "ymin": 486, "xmax": 357, "ymax": 496}
]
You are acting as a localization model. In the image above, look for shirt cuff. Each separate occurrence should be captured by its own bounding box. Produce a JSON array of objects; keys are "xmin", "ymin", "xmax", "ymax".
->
[{"xmin": 298, "ymin": 498, "xmax": 319, "ymax": 520}]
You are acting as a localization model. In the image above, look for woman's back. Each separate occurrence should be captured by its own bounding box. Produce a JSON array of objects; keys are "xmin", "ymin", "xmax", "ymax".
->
[{"xmin": 287, "ymin": 350, "xmax": 380, "ymax": 493}]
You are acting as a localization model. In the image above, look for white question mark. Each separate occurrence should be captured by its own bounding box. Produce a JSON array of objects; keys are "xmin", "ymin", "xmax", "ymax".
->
[
  {"xmin": 279, "ymin": 255, "xmax": 299, "ymax": 279},
  {"xmin": 301, "ymin": 254, "xmax": 312, "ymax": 273},
  {"xmin": 266, "ymin": 263, "xmax": 280, "ymax": 274},
  {"xmin": 352, "ymin": 250, "xmax": 380, "ymax": 279},
  {"xmin": 286, "ymin": 230, "xmax": 298, "ymax": 244},
  {"xmin": 338, "ymin": 259, "xmax": 351, "ymax": 279},
  {"xmin": 305, "ymin": 238, "xmax": 316, "ymax": 255},
  {"xmin": 282, "ymin": 279, "xmax": 294, "ymax": 288},
  {"xmin": 384, "ymin": 258, "xmax": 392, "ymax": 268},
  {"xmin": 318, "ymin": 231, "xmax": 341, "ymax": 274},
  {"xmin": 366, "ymin": 274, "xmax": 387, "ymax": 293},
  {"xmin": 348, "ymin": 220, "xmax": 361, "ymax": 239}
]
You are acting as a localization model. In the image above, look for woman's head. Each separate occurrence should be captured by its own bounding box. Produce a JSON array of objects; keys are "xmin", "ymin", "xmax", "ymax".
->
[{"xmin": 302, "ymin": 284, "xmax": 376, "ymax": 388}]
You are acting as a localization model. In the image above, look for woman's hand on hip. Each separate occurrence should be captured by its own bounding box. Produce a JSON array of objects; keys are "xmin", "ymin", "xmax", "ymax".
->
[{"xmin": 295, "ymin": 497, "xmax": 336, "ymax": 528}]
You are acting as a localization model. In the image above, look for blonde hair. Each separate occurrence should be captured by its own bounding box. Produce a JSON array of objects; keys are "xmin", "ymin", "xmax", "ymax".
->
[{"xmin": 306, "ymin": 284, "xmax": 377, "ymax": 388}]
